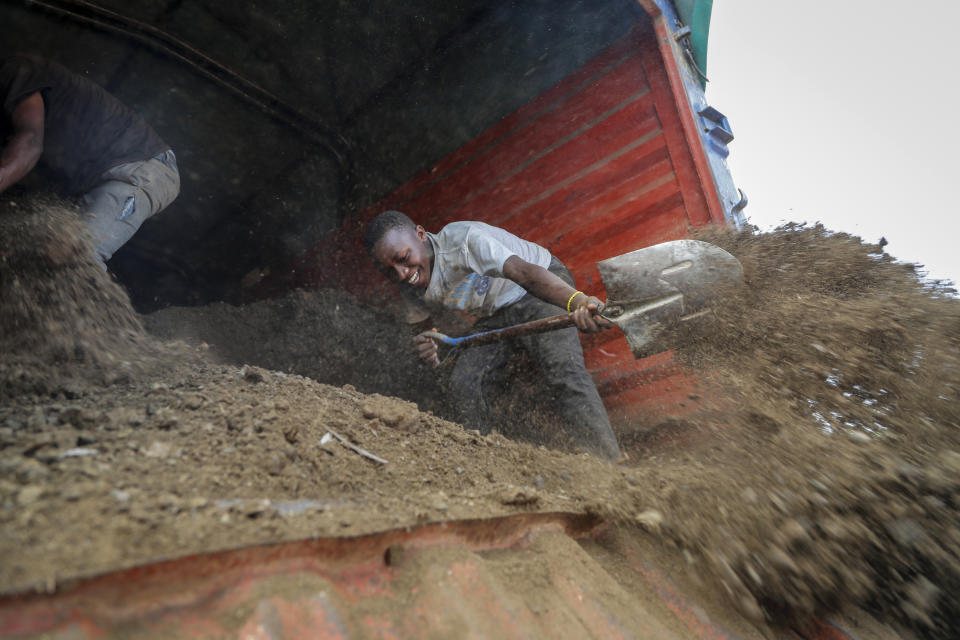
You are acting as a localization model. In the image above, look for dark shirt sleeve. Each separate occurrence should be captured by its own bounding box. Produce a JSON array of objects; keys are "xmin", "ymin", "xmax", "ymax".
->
[{"xmin": 1, "ymin": 56, "xmax": 51, "ymax": 117}]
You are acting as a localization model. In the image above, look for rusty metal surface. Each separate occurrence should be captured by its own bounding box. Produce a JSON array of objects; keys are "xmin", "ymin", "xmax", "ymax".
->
[
  {"xmin": 0, "ymin": 513, "xmax": 594, "ymax": 637},
  {"xmin": 0, "ymin": 512, "xmax": 861, "ymax": 640},
  {"xmin": 0, "ymin": 514, "xmax": 668, "ymax": 639}
]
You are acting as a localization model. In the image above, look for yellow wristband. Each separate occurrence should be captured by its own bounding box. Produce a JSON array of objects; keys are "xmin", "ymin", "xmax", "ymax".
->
[{"xmin": 566, "ymin": 290, "xmax": 585, "ymax": 313}]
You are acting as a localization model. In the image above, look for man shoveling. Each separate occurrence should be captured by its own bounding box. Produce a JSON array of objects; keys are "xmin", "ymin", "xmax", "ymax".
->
[
  {"xmin": 364, "ymin": 210, "xmax": 622, "ymax": 460},
  {"xmin": 1, "ymin": 54, "xmax": 179, "ymax": 268}
]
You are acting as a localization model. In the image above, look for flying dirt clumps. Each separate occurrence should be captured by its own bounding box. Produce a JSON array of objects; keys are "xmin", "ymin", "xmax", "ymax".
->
[
  {"xmin": 613, "ymin": 224, "xmax": 960, "ymax": 638},
  {"xmin": 0, "ymin": 196, "xmax": 191, "ymax": 400}
]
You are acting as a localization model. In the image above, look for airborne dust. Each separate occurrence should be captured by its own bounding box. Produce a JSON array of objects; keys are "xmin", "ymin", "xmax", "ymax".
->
[{"xmin": 1, "ymin": 196, "xmax": 958, "ymax": 638}]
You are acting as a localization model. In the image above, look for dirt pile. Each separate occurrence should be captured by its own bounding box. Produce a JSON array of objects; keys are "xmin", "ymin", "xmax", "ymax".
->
[
  {"xmin": 144, "ymin": 288, "xmax": 581, "ymax": 452},
  {"xmin": 1, "ymin": 196, "xmax": 958, "ymax": 638},
  {"xmin": 145, "ymin": 288, "xmax": 442, "ymax": 406},
  {"xmin": 0, "ymin": 358, "xmax": 631, "ymax": 592},
  {"xmin": 0, "ymin": 197, "xmax": 185, "ymax": 399},
  {"xmin": 608, "ymin": 225, "xmax": 960, "ymax": 636}
]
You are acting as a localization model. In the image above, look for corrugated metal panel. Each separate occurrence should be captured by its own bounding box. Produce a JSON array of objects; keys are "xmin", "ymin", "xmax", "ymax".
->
[
  {"xmin": 0, "ymin": 514, "xmax": 861, "ymax": 639},
  {"xmin": 281, "ymin": 20, "xmax": 726, "ymax": 426}
]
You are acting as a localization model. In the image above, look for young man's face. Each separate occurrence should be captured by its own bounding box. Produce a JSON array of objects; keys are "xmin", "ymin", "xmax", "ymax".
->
[{"xmin": 371, "ymin": 224, "xmax": 432, "ymax": 289}]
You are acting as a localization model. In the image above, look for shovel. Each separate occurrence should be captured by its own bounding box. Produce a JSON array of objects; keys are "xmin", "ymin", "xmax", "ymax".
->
[{"xmin": 418, "ymin": 239, "xmax": 743, "ymax": 359}]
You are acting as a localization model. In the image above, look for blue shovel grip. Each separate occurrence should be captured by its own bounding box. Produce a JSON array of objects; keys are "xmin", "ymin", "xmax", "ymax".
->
[{"xmin": 418, "ymin": 327, "xmax": 516, "ymax": 347}]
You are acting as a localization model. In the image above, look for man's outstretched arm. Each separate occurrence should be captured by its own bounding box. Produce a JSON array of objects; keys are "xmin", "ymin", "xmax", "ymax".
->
[
  {"xmin": 0, "ymin": 92, "xmax": 45, "ymax": 194},
  {"xmin": 502, "ymin": 255, "xmax": 611, "ymax": 333}
]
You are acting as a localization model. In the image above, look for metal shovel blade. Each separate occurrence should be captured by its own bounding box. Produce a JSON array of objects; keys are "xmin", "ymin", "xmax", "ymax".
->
[{"xmin": 598, "ymin": 239, "xmax": 743, "ymax": 358}]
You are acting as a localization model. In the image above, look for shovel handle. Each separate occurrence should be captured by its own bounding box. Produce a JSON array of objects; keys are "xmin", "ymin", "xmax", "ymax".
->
[{"xmin": 419, "ymin": 313, "xmax": 578, "ymax": 349}]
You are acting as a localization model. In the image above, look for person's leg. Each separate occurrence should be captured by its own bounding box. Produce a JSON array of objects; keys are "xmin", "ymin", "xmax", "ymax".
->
[
  {"xmin": 81, "ymin": 151, "xmax": 180, "ymax": 267},
  {"xmin": 448, "ymin": 338, "xmax": 513, "ymax": 434},
  {"xmin": 502, "ymin": 259, "xmax": 621, "ymax": 459},
  {"xmin": 521, "ymin": 319, "xmax": 621, "ymax": 459}
]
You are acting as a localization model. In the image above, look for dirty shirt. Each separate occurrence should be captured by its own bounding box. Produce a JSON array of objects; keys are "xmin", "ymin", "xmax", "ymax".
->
[
  {"xmin": 402, "ymin": 221, "xmax": 552, "ymax": 322},
  {"xmin": 0, "ymin": 54, "xmax": 169, "ymax": 194}
]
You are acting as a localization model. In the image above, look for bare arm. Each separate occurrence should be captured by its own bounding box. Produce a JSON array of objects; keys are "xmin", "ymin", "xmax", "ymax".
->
[
  {"xmin": 502, "ymin": 255, "xmax": 611, "ymax": 333},
  {"xmin": 0, "ymin": 92, "xmax": 45, "ymax": 194},
  {"xmin": 410, "ymin": 254, "xmax": 611, "ymax": 367}
]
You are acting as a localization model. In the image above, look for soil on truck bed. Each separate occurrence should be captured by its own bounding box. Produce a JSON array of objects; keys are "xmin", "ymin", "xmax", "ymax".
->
[{"xmin": 2, "ymin": 196, "xmax": 959, "ymax": 639}]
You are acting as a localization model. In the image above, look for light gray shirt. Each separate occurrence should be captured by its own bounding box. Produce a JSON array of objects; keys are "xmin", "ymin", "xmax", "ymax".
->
[{"xmin": 403, "ymin": 221, "xmax": 552, "ymax": 321}]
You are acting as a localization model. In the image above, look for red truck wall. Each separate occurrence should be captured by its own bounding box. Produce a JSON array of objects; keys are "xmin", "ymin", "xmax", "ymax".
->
[{"xmin": 283, "ymin": 20, "xmax": 725, "ymax": 429}]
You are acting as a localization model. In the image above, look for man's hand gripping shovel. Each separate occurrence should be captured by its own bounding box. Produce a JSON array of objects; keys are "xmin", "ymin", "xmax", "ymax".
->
[{"xmin": 417, "ymin": 239, "xmax": 743, "ymax": 360}]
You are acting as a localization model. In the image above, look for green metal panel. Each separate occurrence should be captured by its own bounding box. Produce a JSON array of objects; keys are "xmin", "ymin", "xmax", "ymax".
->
[{"xmin": 672, "ymin": 0, "xmax": 712, "ymax": 82}]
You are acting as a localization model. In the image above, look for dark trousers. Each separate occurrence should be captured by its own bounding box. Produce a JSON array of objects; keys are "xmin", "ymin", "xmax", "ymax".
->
[{"xmin": 448, "ymin": 258, "xmax": 621, "ymax": 459}]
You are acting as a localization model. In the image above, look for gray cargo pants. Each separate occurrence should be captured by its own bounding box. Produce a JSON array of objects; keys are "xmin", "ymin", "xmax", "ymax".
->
[
  {"xmin": 81, "ymin": 149, "xmax": 181, "ymax": 268},
  {"xmin": 448, "ymin": 257, "xmax": 621, "ymax": 460}
]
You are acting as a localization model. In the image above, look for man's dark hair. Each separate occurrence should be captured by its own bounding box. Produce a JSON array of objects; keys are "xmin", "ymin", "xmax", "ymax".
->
[{"xmin": 363, "ymin": 210, "xmax": 416, "ymax": 254}]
